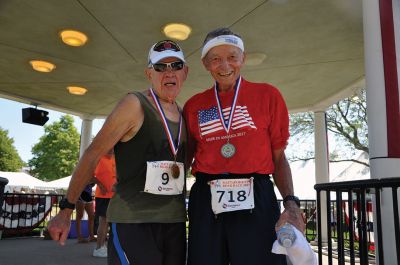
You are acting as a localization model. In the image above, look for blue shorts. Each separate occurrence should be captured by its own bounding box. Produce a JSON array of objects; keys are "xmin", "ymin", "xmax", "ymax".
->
[
  {"xmin": 187, "ymin": 172, "xmax": 287, "ymax": 265},
  {"xmin": 78, "ymin": 191, "xmax": 93, "ymax": 203}
]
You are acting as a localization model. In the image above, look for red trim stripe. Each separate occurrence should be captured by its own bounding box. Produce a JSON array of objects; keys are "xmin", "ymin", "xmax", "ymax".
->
[{"xmin": 380, "ymin": 0, "xmax": 400, "ymax": 157}]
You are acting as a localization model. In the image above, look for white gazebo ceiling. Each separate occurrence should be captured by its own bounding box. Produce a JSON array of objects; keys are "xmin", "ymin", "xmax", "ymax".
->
[{"xmin": 0, "ymin": 0, "xmax": 364, "ymax": 117}]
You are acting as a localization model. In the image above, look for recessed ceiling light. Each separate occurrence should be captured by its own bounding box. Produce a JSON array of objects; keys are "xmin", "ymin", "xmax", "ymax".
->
[
  {"xmin": 162, "ymin": 23, "xmax": 192, "ymax": 41},
  {"xmin": 29, "ymin": 60, "xmax": 56, "ymax": 72},
  {"xmin": 67, "ymin": 86, "xmax": 87, "ymax": 95},
  {"xmin": 245, "ymin": 53, "xmax": 267, "ymax": 66},
  {"xmin": 59, "ymin": 30, "xmax": 88, "ymax": 47}
]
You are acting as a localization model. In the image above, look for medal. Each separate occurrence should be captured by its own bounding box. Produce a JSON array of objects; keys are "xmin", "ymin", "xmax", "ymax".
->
[
  {"xmin": 221, "ymin": 142, "xmax": 236, "ymax": 158},
  {"xmin": 171, "ymin": 162, "xmax": 180, "ymax": 178},
  {"xmin": 149, "ymin": 88, "xmax": 183, "ymax": 168},
  {"xmin": 214, "ymin": 77, "xmax": 242, "ymax": 158}
]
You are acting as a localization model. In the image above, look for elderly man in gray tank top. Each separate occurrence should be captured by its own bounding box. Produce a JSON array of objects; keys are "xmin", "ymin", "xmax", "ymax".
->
[{"xmin": 48, "ymin": 40, "xmax": 189, "ymax": 265}]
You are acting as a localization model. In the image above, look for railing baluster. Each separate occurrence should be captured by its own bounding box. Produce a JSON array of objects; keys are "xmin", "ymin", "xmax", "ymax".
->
[
  {"xmin": 348, "ymin": 191, "xmax": 355, "ymax": 265},
  {"xmin": 392, "ymin": 187, "xmax": 400, "ymax": 265},
  {"xmin": 356, "ymin": 190, "xmax": 363, "ymax": 264},
  {"xmin": 360, "ymin": 189, "xmax": 368, "ymax": 264},
  {"xmin": 374, "ymin": 188, "xmax": 384, "ymax": 265},
  {"xmin": 317, "ymin": 190, "xmax": 323, "ymax": 265},
  {"xmin": 327, "ymin": 191, "xmax": 333, "ymax": 265},
  {"xmin": 336, "ymin": 191, "xmax": 344, "ymax": 264}
]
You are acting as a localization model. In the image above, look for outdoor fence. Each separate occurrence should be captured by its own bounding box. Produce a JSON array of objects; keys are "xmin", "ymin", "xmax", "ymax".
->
[
  {"xmin": 0, "ymin": 193, "xmax": 63, "ymax": 237},
  {"xmin": 315, "ymin": 178, "xmax": 400, "ymax": 265}
]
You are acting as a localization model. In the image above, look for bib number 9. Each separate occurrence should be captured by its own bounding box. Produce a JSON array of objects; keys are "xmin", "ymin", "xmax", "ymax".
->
[
  {"xmin": 144, "ymin": 161, "xmax": 184, "ymax": 195},
  {"xmin": 161, "ymin": 173, "xmax": 169, "ymax": 185}
]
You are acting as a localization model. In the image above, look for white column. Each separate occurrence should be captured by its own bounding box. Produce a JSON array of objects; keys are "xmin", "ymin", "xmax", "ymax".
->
[
  {"xmin": 364, "ymin": 0, "xmax": 388, "ymax": 160},
  {"xmin": 79, "ymin": 117, "xmax": 93, "ymax": 158},
  {"xmin": 314, "ymin": 110, "xmax": 330, "ymax": 244},
  {"xmin": 363, "ymin": 0, "xmax": 400, "ymax": 264}
]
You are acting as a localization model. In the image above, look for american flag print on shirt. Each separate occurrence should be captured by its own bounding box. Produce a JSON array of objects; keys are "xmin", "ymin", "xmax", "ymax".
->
[{"xmin": 198, "ymin": 106, "xmax": 257, "ymax": 136}]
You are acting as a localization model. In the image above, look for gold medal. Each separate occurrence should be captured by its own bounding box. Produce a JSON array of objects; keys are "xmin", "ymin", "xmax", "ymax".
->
[{"xmin": 171, "ymin": 162, "xmax": 180, "ymax": 178}]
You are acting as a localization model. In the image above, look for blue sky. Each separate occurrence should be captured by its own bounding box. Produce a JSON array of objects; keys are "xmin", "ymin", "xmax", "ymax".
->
[{"xmin": 0, "ymin": 98, "xmax": 104, "ymax": 163}]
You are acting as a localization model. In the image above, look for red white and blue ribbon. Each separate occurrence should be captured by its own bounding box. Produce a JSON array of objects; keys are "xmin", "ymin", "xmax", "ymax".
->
[
  {"xmin": 214, "ymin": 76, "xmax": 242, "ymax": 134},
  {"xmin": 149, "ymin": 88, "xmax": 182, "ymax": 157}
]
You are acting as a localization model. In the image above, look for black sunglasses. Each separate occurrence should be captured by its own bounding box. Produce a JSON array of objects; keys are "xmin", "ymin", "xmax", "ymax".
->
[
  {"xmin": 153, "ymin": 40, "xmax": 181, "ymax": 52},
  {"xmin": 151, "ymin": 61, "xmax": 184, "ymax": 72}
]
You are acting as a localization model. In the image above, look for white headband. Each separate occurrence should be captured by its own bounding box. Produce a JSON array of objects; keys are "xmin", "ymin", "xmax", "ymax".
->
[{"xmin": 201, "ymin": 35, "xmax": 244, "ymax": 59}]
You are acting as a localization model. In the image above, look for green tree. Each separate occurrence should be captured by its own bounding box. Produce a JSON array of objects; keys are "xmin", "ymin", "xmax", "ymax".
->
[
  {"xmin": 289, "ymin": 89, "xmax": 369, "ymax": 167},
  {"xmin": 29, "ymin": 115, "xmax": 80, "ymax": 180},
  {"xmin": 0, "ymin": 127, "xmax": 24, "ymax": 171}
]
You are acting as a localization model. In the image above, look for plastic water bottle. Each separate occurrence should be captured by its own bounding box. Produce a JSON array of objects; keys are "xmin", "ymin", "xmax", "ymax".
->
[{"xmin": 277, "ymin": 223, "xmax": 296, "ymax": 248}]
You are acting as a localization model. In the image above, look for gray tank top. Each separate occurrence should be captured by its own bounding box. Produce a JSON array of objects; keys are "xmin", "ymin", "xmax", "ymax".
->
[{"xmin": 107, "ymin": 91, "xmax": 187, "ymax": 223}]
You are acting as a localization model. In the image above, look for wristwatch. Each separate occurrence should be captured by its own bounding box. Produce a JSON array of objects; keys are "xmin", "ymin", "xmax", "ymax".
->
[
  {"xmin": 283, "ymin": 195, "xmax": 300, "ymax": 208},
  {"xmin": 59, "ymin": 198, "xmax": 75, "ymax": 210}
]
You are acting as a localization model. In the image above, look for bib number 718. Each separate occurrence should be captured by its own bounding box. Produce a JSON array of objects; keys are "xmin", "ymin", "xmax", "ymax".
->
[
  {"xmin": 217, "ymin": 190, "xmax": 248, "ymax": 203},
  {"xmin": 209, "ymin": 178, "xmax": 254, "ymax": 214}
]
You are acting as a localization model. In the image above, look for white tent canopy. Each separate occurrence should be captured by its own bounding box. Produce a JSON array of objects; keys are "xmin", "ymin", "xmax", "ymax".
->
[
  {"xmin": 41, "ymin": 175, "xmax": 71, "ymax": 189},
  {"xmin": 0, "ymin": 171, "xmax": 47, "ymax": 192}
]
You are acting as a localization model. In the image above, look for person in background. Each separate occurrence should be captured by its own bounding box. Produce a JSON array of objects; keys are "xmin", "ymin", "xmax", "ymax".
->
[
  {"xmin": 75, "ymin": 183, "xmax": 96, "ymax": 243},
  {"xmin": 91, "ymin": 149, "xmax": 116, "ymax": 258},
  {"xmin": 48, "ymin": 39, "xmax": 189, "ymax": 265},
  {"xmin": 183, "ymin": 27, "xmax": 305, "ymax": 265}
]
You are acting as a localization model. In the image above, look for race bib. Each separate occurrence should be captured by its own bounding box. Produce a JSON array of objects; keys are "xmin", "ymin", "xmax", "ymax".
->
[
  {"xmin": 209, "ymin": 178, "xmax": 254, "ymax": 214},
  {"xmin": 144, "ymin": 161, "xmax": 184, "ymax": 195}
]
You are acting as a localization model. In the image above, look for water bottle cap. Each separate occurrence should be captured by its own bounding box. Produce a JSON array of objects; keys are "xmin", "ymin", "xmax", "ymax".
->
[{"xmin": 282, "ymin": 238, "xmax": 293, "ymax": 248}]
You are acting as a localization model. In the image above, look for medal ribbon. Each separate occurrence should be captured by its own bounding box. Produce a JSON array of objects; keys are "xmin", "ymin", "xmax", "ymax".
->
[
  {"xmin": 214, "ymin": 77, "xmax": 242, "ymax": 134},
  {"xmin": 149, "ymin": 88, "xmax": 182, "ymax": 157}
]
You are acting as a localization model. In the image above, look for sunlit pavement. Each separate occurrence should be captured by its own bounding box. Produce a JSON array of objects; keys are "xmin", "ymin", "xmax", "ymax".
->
[
  {"xmin": 0, "ymin": 236, "xmax": 368, "ymax": 265},
  {"xmin": 0, "ymin": 237, "xmax": 107, "ymax": 265}
]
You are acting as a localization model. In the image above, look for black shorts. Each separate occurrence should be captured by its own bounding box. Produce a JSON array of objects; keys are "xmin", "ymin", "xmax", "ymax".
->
[
  {"xmin": 108, "ymin": 222, "xmax": 186, "ymax": 265},
  {"xmin": 95, "ymin": 197, "xmax": 110, "ymax": 217},
  {"xmin": 187, "ymin": 172, "xmax": 287, "ymax": 265},
  {"xmin": 79, "ymin": 191, "xmax": 93, "ymax": 203}
]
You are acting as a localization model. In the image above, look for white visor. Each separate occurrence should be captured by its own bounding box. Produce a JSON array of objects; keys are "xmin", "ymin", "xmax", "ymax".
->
[{"xmin": 201, "ymin": 35, "xmax": 244, "ymax": 59}]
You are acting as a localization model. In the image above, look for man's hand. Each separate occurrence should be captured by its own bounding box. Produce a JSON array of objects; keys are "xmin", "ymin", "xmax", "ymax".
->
[
  {"xmin": 275, "ymin": 202, "xmax": 305, "ymax": 233},
  {"xmin": 97, "ymin": 182, "xmax": 108, "ymax": 195},
  {"xmin": 47, "ymin": 209, "xmax": 73, "ymax": 246}
]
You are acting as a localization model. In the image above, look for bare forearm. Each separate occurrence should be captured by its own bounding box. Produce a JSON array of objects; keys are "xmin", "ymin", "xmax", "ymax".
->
[
  {"xmin": 272, "ymin": 148, "xmax": 305, "ymax": 231},
  {"xmin": 272, "ymin": 149, "xmax": 294, "ymax": 199},
  {"xmin": 90, "ymin": 176, "xmax": 101, "ymax": 185},
  {"xmin": 65, "ymin": 149, "xmax": 101, "ymax": 203}
]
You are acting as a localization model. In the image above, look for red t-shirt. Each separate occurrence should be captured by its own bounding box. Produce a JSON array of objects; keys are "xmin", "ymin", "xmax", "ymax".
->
[
  {"xmin": 183, "ymin": 78, "xmax": 289, "ymax": 175},
  {"xmin": 94, "ymin": 155, "xmax": 116, "ymax": 198}
]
